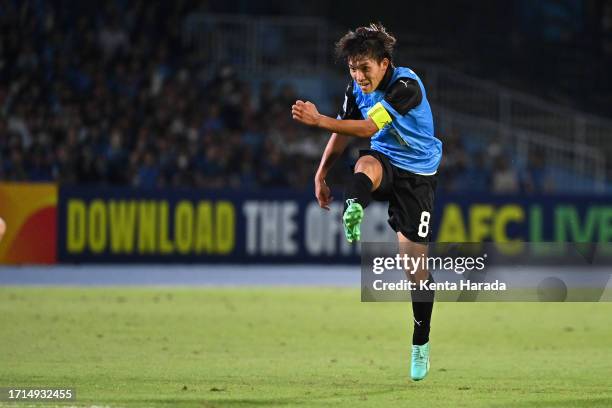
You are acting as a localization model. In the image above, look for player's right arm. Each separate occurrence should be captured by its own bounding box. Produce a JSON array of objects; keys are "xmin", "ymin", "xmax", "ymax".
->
[
  {"xmin": 292, "ymin": 81, "xmax": 377, "ymax": 138},
  {"xmin": 315, "ymin": 133, "xmax": 350, "ymax": 210}
]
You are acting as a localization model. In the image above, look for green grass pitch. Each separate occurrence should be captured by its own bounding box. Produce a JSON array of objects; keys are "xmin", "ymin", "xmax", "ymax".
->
[{"xmin": 1, "ymin": 287, "xmax": 611, "ymax": 407}]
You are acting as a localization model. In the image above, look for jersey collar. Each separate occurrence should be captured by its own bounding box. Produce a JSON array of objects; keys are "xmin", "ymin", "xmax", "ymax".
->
[{"xmin": 376, "ymin": 65, "xmax": 395, "ymax": 92}]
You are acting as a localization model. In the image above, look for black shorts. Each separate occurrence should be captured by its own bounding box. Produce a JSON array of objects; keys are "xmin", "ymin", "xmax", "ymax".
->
[{"xmin": 359, "ymin": 149, "xmax": 438, "ymax": 243}]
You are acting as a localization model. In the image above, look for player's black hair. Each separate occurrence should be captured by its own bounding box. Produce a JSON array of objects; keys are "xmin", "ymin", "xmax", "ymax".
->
[{"xmin": 334, "ymin": 23, "xmax": 397, "ymax": 63}]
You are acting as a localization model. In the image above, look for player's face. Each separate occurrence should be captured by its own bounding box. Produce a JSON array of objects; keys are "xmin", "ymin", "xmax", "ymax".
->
[{"xmin": 348, "ymin": 57, "xmax": 390, "ymax": 94}]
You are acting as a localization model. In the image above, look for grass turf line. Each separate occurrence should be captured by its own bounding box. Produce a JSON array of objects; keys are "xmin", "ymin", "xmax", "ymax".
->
[{"xmin": 0, "ymin": 287, "xmax": 611, "ymax": 408}]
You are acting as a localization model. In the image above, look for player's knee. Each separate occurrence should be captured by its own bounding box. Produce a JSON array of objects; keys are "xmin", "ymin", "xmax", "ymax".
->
[
  {"xmin": 401, "ymin": 230, "xmax": 429, "ymax": 244},
  {"xmin": 355, "ymin": 156, "xmax": 382, "ymax": 186}
]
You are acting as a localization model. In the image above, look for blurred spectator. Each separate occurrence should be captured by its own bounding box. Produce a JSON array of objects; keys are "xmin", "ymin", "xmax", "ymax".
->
[
  {"xmin": 99, "ymin": 21, "xmax": 130, "ymax": 59},
  {"xmin": 521, "ymin": 149, "xmax": 554, "ymax": 193},
  {"xmin": 436, "ymin": 128, "xmax": 468, "ymax": 192},
  {"xmin": 135, "ymin": 151, "xmax": 160, "ymax": 188},
  {"xmin": 492, "ymin": 156, "xmax": 520, "ymax": 193},
  {"xmin": 458, "ymin": 151, "xmax": 490, "ymax": 192}
]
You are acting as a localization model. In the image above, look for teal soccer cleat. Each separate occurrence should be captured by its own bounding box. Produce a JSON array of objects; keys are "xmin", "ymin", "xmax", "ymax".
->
[
  {"xmin": 342, "ymin": 200, "xmax": 364, "ymax": 242},
  {"xmin": 411, "ymin": 342, "xmax": 430, "ymax": 381}
]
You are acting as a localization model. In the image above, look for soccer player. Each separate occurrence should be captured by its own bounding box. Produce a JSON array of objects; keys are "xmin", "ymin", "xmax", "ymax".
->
[{"xmin": 291, "ymin": 23, "xmax": 442, "ymax": 381}]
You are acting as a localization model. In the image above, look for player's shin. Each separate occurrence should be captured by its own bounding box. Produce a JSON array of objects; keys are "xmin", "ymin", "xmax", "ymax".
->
[
  {"xmin": 343, "ymin": 172, "xmax": 373, "ymax": 212},
  {"xmin": 411, "ymin": 272, "xmax": 435, "ymax": 346}
]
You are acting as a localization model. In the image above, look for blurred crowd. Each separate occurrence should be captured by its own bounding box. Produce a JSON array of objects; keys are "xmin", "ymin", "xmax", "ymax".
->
[
  {"xmin": 0, "ymin": 1, "xmax": 330, "ymax": 189},
  {"xmin": 0, "ymin": 0, "xmax": 551, "ymax": 194},
  {"xmin": 438, "ymin": 130, "xmax": 553, "ymax": 194}
]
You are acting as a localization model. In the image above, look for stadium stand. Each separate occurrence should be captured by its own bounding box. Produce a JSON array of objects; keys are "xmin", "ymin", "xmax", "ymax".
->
[{"xmin": 1, "ymin": 1, "xmax": 610, "ymax": 193}]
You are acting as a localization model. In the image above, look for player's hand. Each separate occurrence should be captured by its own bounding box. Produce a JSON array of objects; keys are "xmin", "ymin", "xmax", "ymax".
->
[
  {"xmin": 292, "ymin": 100, "xmax": 321, "ymax": 126},
  {"xmin": 315, "ymin": 177, "xmax": 333, "ymax": 210}
]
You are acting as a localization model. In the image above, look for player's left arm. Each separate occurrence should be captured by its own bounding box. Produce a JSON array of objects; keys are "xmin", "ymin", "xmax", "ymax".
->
[{"xmin": 291, "ymin": 100, "xmax": 378, "ymax": 138}]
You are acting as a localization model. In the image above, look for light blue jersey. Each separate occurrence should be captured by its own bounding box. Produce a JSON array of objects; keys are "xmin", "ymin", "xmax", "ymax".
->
[{"xmin": 339, "ymin": 66, "xmax": 442, "ymax": 175}]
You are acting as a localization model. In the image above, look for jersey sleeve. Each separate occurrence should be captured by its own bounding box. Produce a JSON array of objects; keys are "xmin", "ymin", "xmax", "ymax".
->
[
  {"xmin": 337, "ymin": 81, "xmax": 363, "ymax": 120},
  {"xmin": 382, "ymin": 77, "xmax": 422, "ymax": 116}
]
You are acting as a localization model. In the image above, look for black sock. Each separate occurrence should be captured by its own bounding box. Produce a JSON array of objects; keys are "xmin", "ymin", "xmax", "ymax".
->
[
  {"xmin": 343, "ymin": 172, "xmax": 373, "ymax": 211},
  {"xmin": 411, "ymin": 273, "xmax": 435, "ymax": 345}
]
